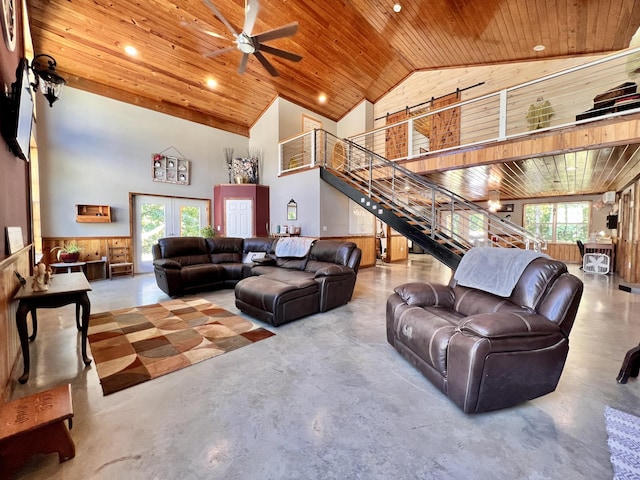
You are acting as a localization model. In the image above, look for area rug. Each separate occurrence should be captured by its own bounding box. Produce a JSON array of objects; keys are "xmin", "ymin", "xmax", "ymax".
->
[
  {"xmin": 88, "ymin": 298, "xmax": 275, "ymax": 395},
  {"xmin": 604, "ymin": 406, "xmax": 640, "ymax": 479}
]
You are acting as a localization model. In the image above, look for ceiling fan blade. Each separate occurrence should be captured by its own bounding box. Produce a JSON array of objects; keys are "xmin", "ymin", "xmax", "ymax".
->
[
  {"xmin": 180, "ymin": 21, "xmax": 230, "ymax": 41},
  {"xmin": 238, "ymin": 53, "xmax": 250, "ymax": 74},
  {"xmin": 258, "ymin": 44, "xmax": 302, "ymax": 62},
  {"xmin": 243, "ymin": 0, "xmax": 260, "ymax": 36},
  {"xmin": 254, "ymin": 51, "xmax": 279, "ymax": 77},
  {"xmin": 204, "ymin": 46, "xmax": 236, "ymax": 58},
  {"xmin": 253, "ymin": 22, "xmax": 298, "ymax": 43},
  {"xmin": 203, "ymin": 0, "xmax": 241, "ymax": 37},
  {"xmin": 202, "ymin": 29, "xmax": 230, "ymax": 41}
]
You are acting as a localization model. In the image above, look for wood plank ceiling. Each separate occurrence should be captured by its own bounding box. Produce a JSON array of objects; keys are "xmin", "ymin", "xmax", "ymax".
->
[
  {"xmin": 422, "ymin": 143, "xmax": 640, "ymax": 202},
  {"xmin": 25, "ymin": 0, "xmax": 640, "ymax": 199}
]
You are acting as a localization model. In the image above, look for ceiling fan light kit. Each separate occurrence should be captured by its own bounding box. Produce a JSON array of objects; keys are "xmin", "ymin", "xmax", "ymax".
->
[{"xmin": 203, "ymin": 0, "xmax": 302, "ymax": 77}]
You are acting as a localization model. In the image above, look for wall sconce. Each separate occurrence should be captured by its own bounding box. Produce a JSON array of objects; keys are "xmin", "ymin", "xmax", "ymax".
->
[
  {"xmin": 287, "ymin": 199, "xmax": 297, "ymax": 220},
  {"xmin": 30, "ymin": 54, "xmax": 66, "ymax": 107},
  {"xmin": 488, "ymin": 190, "xmax": 502, "ymax": 212}
]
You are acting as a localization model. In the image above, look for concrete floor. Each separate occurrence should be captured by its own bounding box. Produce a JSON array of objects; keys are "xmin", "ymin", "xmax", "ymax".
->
[{"xmin": 8, "ymin": 254, "xmax": 640, "ymax": 479}]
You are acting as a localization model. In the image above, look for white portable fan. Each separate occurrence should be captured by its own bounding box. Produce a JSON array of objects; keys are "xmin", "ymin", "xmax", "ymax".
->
[{"xmin": 583, "ymin": 253, "xmax": 610, "ymax": 274}]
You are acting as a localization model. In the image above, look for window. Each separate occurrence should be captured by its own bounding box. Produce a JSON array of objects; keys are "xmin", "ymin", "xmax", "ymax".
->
[
  {"xmin": 523, "ymin": 201, "xmax": 590, "ymax": 243},
  {"xmin": 441, "ymin": 211, "xmax": 487, "ymax": 243}
]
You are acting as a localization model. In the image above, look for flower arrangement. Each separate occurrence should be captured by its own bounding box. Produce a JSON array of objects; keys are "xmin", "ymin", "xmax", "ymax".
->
[
  {"xmin": 50, "ymin": 241, "xmax": 83, "ymax": 263},
  {"xmin": 225, "ymin": 148, "xmax": 261, "ymax": 184}
]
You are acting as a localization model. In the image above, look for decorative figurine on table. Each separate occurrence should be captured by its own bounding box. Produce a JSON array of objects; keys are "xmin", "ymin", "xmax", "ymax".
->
[{"xmin": 31, "ymin": 262, "xmax": 52, "ymax": 292}]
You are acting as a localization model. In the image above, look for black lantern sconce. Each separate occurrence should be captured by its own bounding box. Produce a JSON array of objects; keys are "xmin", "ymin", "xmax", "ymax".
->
[{"xmin": 30, "ymin": 54, "xmax": 66, "ymax": 107}]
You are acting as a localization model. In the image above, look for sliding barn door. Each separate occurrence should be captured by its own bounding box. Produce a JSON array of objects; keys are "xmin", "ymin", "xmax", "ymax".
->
[
  {"xmin": 385, "ymin": 110, "xmax": 409, "ymax": 160},
  {"xmin": 430, "ymin": 92, "xmax": 461, "ymax": 150}
]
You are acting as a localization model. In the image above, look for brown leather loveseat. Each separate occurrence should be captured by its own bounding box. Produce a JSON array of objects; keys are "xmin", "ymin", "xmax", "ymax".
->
[{"xmin": 386, "ymin": 248, "xmax": 583, "ymax": 413}]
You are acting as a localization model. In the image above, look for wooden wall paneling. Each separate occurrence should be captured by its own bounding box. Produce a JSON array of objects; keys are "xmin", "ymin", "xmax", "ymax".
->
[
  {"xmin": 345, "ymin": 236, "xmax": 376, "ymax": 268},
  {"xmin": 321, "ymin": 236, "xmax": 376, "ymax": 269},
  {"xmin": 42, "ymin": 237, "xmax": 132, "ymax": 267},
  {"xmin": 543, "ymin": 243, "xmax": 582, "ymax": 264},
  {"xmin": 0, "ymin": 246, "xmax": 32, "ymax": 401},
  {"xmin": 386, "ymin": 233, "xmax": 409, "ymax": 263}
]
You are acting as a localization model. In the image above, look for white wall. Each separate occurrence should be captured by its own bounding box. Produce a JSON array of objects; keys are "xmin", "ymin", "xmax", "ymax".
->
[
  {"xmin": 36, "ymin": 88, "xmax": 249, "ymax": 237},
  {"xmin": 250, "ymin": 98, "xmax": 323, "ymax": 236},
  {"xmin": 338, "ymin": 100, "xmax": 374, "ymax": 138},
  {"xmin": 249, "ymin": 97, "xmax": 348, "ymax": 238},
  {"xmin": 374, "ymin": 55, "xmax": 606, "ymax": 127}
]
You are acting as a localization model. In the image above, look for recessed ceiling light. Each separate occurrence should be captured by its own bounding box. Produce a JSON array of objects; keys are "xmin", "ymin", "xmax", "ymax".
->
[
  {"xmin": 393, "ymin": 3, "xmax": 402, "ymax": 13},
  {"xmin": 206, "ymin": 78, "xmax": 218, "ymax": 88},
  {"xmin": 318, "ymin": 93, "xmax": 327, "ymax": 104},
  {"xmin": 533, "ymin": 45, "xmax": 545, "ymax": 52},
  {"xmin": 124, "ymin": 45, "xmax": 138, "ymax": 56},
  {"xmin": 566, "ymin": 166, "xmax": 576, "ymax": 171}
]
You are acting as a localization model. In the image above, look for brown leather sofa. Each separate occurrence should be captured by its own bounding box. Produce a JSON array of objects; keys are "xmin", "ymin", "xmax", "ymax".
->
[
  {"xmin": 386, "ymin": 256, "xmax": 583, "ymax": 413},
  {"xmin": 152, "ymin": 236, "xmax": 361, "ymax": 326}
]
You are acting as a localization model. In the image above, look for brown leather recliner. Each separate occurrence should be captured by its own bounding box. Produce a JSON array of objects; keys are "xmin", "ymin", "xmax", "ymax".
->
[{"xmin": 386, "ymin": 256, "xmax": 583, "ymax": 413}]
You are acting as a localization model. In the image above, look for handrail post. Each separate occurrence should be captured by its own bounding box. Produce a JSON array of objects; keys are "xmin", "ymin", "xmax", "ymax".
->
[
  {"xmin": 498, "ymin": 89, "xmax": 507, "ymax": 140},
  {"xmin": 368, "ymin": 154, "xmax": 373, "ymax": 198},
  {"xmin": 311, "ymin": 129, "xmax": 317, "ymax": 167},
  {"xmin": 407, "ymin": 118, "xmax": 414, "ymax": 159},
  {"xmin": 431, "ymin": 190, "xmax": 436, "ymax": 239}
]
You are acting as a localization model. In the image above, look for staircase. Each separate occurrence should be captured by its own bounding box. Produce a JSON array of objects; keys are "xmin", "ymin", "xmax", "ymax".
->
[{"xmin": 316, "ymin": 130, "xmax": 545, "ymax": 269}]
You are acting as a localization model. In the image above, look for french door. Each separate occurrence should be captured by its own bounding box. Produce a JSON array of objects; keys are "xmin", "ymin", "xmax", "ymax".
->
[{"xmin": 134, "ymin": 195, "xmax": 210, "ymax": 273}]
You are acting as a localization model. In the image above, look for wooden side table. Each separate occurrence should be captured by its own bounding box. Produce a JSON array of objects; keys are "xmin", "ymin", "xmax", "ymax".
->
[
  {"xmin": 13, "ymin": 272, "xmax": 92, "ymax": 383},
  {"xmin": 50, "ymin": 262, "xmax": 87, "ymax": 274},
  {"xmin": 0, "ymin": 384, "xmax": 75, "ymax": 476}
]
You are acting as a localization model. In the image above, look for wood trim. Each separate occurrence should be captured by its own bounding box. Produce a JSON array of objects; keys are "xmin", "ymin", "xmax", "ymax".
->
[{"xmin": 0, "ymin": 246, "xmax": 32, "ymax": 401}]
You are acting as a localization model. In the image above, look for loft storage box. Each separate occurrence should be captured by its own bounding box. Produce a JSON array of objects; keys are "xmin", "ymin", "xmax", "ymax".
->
[{"xmin": 76, "ymin": 205, "xmax": 112, "ymax": 223}]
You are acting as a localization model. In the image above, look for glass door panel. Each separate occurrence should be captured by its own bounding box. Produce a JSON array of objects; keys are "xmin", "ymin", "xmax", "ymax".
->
[{"xmin": 134, "ymin": 195, "xmax": 209, "ymax": 273}]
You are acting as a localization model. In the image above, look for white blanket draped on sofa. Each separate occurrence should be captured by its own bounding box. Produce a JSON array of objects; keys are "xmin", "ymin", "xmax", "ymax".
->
[
  {"xmin": 275, "ymin": 237, "xmax": 316, "ymax": 258},
  {"xmin": 453, "ymin": 247, "xmax": 549, "ymax": 297}
]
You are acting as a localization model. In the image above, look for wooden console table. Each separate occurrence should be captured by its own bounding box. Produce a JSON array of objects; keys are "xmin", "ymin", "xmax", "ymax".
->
[
  {"xmin": 0, "ymin": 384, "xmax": 75, "ymax": 476},
  {"xmin": 13, "ymin": 272, "xmax": 92, "ymax": 384}
]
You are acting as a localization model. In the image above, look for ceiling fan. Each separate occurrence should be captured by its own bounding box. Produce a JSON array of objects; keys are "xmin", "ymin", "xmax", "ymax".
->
[{"xmin": 203, "ymin": 0, "xmax": 302, "ymax": 77}]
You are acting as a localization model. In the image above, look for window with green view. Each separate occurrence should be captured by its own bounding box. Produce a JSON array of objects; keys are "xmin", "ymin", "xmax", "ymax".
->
[{"xmin": 523, "ymin": 201, "xmax": 590, "ymax": 243}]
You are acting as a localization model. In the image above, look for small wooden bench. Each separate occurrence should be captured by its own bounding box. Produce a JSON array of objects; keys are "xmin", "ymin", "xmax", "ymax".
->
[{"xmin": 0, "ymin": 384, "xmax": 75, "ymax": 476}]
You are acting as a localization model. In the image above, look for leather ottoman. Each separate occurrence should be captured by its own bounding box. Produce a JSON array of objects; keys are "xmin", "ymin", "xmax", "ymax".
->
[{"xmin": 235, "ymin": 276, "xmax": 320, "ymax": 326}]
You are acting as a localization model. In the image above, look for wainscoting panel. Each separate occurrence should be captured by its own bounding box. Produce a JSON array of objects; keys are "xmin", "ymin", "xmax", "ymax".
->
[{"xmin": 0, "ymin": 246, "xmax": 32, "ymax": 400}]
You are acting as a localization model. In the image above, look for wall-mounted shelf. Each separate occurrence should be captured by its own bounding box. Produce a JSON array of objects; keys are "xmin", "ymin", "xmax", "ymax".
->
[
  {"xmin": 76, "ymin": 204, "xmax": 111, "ymax": 223},
  {"xmin": 152, "ymin": 154, "xmax": 190, "ymax": 185}
]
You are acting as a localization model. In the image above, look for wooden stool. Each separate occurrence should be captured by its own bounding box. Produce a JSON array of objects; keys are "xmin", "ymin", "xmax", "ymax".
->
[{"xmin": 0, "ymin": 384, "xmax": 75, "ymax": 476}]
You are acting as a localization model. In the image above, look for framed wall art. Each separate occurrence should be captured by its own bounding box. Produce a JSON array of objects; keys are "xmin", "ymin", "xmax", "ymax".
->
[{"xmin": 6, "ymin": 226, "xmax": 23, "ymax": 254}]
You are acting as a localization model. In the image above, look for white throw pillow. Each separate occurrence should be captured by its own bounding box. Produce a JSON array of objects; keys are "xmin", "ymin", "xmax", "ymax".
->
[{"xmin": 242, "ymin": 251, "xmax": 266, "ymax": 264}]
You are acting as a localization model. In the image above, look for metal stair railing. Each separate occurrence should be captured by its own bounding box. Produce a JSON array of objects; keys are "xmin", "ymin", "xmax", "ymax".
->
[{"xmin": 315, "ymin": 130, "xmax": 547, "ymax": 263}]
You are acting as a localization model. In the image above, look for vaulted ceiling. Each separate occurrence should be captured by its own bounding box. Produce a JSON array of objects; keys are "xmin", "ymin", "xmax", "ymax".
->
[
  {"xmin": 25, "ymin": 0, "xmax": 640, "ymax": 200},
  {"xmin": 26, "ymin": 0, "xmax": 640, "ymax": 136}
]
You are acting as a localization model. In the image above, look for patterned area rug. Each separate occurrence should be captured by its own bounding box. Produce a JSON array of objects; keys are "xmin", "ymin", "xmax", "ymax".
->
[
  {"xmin": 604, "ymin": 406, "xmax": 640, "ymax": 479},
  {"xmin": 88, "ymin": 298, "xmax": 275, "ymax": 395}
]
